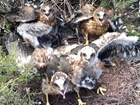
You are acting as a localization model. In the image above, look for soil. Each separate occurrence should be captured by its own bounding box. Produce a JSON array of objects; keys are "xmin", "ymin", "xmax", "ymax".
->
[{"xmin": 19, "ymin": 59, "xmax": 140, "ymax": 105}]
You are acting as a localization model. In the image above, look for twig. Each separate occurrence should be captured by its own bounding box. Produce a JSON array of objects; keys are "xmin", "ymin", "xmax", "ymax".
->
[{"xmin": 0, "ymin": 77, "xmax": 18, "ymax": 92}]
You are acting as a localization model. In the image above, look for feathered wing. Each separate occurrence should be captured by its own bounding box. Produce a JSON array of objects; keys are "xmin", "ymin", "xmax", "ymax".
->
[
  {"xmin": 0, "ymin": 6, "xmax": 39, "ymax": 22},
  {"xmin": 91, "ymin": 32, "xmax": 121, "ymax": 48},
  {"xmin": 57, "ymin": 22, "xmax": 78, "ymax": 45},
  {"xmin": 17, "ymin": 21, "xmax": 53, "ymax": 48},
  {"xmin": 96, "ymin": 33, "xmax": 140, "ymax": 67},
  {"xmin": 72, "ymin": 4, "xmax": 96, "ymax": 23},
  {"xmin": 87, "ymin": 32, "xmax": 140, "ymax": 74},
  {"xmin": 98, "ymin": 35, "xmax": 139, "ymax": 60},
  {"xmin": 5, "ymin": 34, "xmax": 34, "ymax": 73}
]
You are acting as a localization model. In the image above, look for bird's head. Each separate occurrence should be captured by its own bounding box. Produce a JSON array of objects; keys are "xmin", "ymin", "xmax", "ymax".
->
[
  {"xmin": 79, "ymin": 46, "xmax": 96, "ymax": 62},
  {"xmin": 51, "ymin": 72, "xmax": 70, "ymax": 99},
  {"xmin": 40, "ymin": 4, "xmax": 55, "ymax": 20},
  {"xmin": 93, "ymin": 7, "xmax": 108, "ymax": 26}
]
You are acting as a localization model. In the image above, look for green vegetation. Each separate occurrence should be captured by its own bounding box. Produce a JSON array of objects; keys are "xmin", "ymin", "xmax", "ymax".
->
[
  {"xmin": 0, "ymin": 47, "xmax": 37, "ymax": 104},
  {"xmin": 113, "ymin": 0, "xmax": 133, "ymax": 8}
]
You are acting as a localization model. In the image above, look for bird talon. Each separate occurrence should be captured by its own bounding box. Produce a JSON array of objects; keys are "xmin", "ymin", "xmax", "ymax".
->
[
  {"xmin": 97, "ymin": 87, "xmax": 106, "ymax": 95},
  {"xmin": 77, "ymin": 99, "xmax": 86, "ymax": 105}
]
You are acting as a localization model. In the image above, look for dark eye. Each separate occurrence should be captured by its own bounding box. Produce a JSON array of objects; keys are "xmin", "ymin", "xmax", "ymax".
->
[
  {"xmin": 82, "ymin": 53, "xmax": 86, "ymax": 57},
  {"xmin": 54, "ymin": 83, "xmax": 59, "ymax": 87},
  {"xmin": 63, "ymin": 80, "xmax": 67, "ymax": 86},
  {"xmin": 90, "ymin": 53, "xmax": 95, "ymax": 58},
  {"xmin": 97, "ymin": 13, "xmax": 100, "ymax": 17},
  {"xmin": 49, "ymin": 8, "xmax": 53, "ymax": 13},
  {"xmin": 103, "ymin": 13, "xmax": 106, "ymax": 17},
  {"xmin": 42, "ymin": 9, "xmax": 46, "ymax": 12}
]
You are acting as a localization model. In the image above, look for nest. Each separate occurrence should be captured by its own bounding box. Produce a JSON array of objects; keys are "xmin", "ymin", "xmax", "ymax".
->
[
  {"xmin": 18, "ymin": 57, "xmax": 140, "ymax": 105},
  {"xmin": 95, "ymin": 58, "xmax": 139, "ymax": 105}
]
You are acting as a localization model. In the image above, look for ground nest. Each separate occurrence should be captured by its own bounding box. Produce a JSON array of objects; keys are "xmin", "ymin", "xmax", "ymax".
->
[{"xmin": 18, "ymin": 58, "xmax": 140, "ymax": 105}]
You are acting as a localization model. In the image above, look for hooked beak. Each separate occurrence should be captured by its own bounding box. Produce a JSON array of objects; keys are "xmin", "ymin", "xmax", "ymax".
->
[
  {"xmin": 45, "ymin": 12, "xmax": 54, "ymax": 20},
  {"xmin": 58, "ymin": 86, "xmax": 68, "ymax": 99},
  {"xmin": 98, "ymin": 19, "xmax": 104, "ymax": 26},
  {"xmin": 85, "ymin": 56, "xmax": 91, "ymax": 62},
  {"xmin": 85, "ymin": 58, "xmax": 91, "ymax": 62}
]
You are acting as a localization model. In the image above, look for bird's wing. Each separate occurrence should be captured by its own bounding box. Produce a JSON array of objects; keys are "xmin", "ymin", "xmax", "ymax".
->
[
  {"xmin": 5, "ymin": 34, "xmax": 34, "ymax": 73},
  {"xmin": 91, "ymin": 32, "xmax": 123, "ymax": 48},
  {"xmin": 0, "ymin": 6, "xmax": 39, "ymax": 22},
  {"xmin": 106, "ymin": 9, "xmax": 120, "ymax": 32},
  {"xmin": 72, "ymin": 11, "xmax": 93, "ymax": 23},
  {"xmin": 71, "ymin": 4, "xmax": 95, "ymax": 23},
  {"xmin": 70, "ymin": 44, "xmax": 85, "ymax": 55},
  {"xmin": 53, "ymin": 44, "xmax": 79, "ymax": 57},
  {"xmin": 17, "ymin": 22, "xmax": 53, "ymax": 48},
  {"xmin": 17, "ymin": 22, "xmax": 53, "ymax": 37},
  {"xmin": 45, "ymin": 55, "xmax": 61, "ymax": 79},
  {"xmin": 6, "ymin": 34, "xmax": 34, "ymax": 56},
  {"xmin": 97, "ymin": 33, "xmax": 140, "ymax": 62},
  {"xmin": 68, "ymin": 60, "xmax": 85, "ymax": 86},
  {"xmin": 89, "ymin": 32, "xmax": 140, "ymax": 75}
]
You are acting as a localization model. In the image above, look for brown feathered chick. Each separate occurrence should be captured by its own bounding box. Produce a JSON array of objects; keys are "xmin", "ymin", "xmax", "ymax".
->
[
  {"xmin": 42, "ymin": 72, "xmax": 73, "ymax": 105},
  {"xmin": 67, "ymin": 45, "xmax": 106, "ymax": 105},
  {"xmin": 80, "ymin": 6, "xmax": 113, "ymax": 45},
  {"xmin": 17, "ymin": 4, "xmax": 57, "ymax": 48}
]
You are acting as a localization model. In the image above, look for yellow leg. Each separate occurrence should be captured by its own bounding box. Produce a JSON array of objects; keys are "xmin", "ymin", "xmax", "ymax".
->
[
  {"xmin": 84, "ymin": 33, "xmax": 89, "ymax": 46},
  {"xmin": 57, "ymin": 65, "xmax": 61, "ymax": 70},
  {"xmin": 76, "ymin": 91, "xmax": 86, "ymax": 105},
  {"xmin": 46, "ymin": 93, "xmax": 50, "ymax": 105},
  {"xmin": 97, "ymin": 87, "xmax": 106, "ymax": 95}
]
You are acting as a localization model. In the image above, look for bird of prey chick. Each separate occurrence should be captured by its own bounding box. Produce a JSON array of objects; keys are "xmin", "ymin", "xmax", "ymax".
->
[
  {"xmin": 82, "ymin": 32, "xmax": 140, "ymax": 101},
  {"xmin": 66, "ymin": 32, "xmax": 140, "ymax": 105},
  {"xmin": 31, "ymin": 45, "xmax": 92, "ymax": 105},
  {"xmin": 42, "ymin": 71, "xmax": 73, "ymax": 105},
  {"xmin": 74, "ymin": 4, "xmax": 114, "ymax": 45},
  {"xmin": 82, "ymin": 6, "xmax": 114, "ymax": 45},
  {"xmin": 62, "ymin": 45, "xmax": 102, "ymax": 105},
  {"xmin": 17, "ymin": 3, "xmax": 57, "ymax": 48},
  {"xmin": 31, "ymin": 47, "xmax": 73, "ymax": 105}
]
